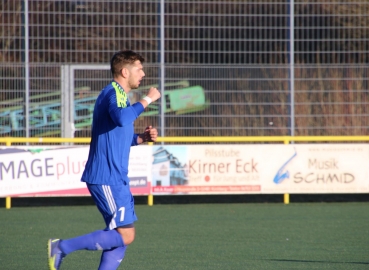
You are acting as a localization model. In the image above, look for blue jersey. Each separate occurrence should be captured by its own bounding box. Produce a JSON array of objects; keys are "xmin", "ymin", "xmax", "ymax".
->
[{"xmin": 81, "ymin": 80, "xmax": 144, "ymax": 185}]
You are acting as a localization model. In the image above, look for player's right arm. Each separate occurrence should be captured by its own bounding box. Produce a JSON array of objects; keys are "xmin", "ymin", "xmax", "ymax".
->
[
  {"xmin": 107, "ymin": 89, "xmax": 143, "ymax": 127},
  {"xmin": 107, "ymin": 87, "xmax": 161, "ymax": 127}
]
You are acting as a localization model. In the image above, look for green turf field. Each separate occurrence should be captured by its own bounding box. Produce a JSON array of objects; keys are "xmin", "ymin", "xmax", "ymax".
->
[{"xmin": 0, "ymin": 202, "xmax": 368, "ymax": 270}]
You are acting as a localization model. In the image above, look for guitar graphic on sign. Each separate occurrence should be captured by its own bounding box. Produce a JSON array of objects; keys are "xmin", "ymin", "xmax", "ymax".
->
[{"xmin": 273, "ymin": 148, "xmax": 297, "ymax": 184}]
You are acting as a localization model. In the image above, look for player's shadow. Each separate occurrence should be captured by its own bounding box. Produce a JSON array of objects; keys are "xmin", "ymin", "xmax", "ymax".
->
[{"xmin": 267, "ymin": 259, "xmax": 369, "ymax": 265}]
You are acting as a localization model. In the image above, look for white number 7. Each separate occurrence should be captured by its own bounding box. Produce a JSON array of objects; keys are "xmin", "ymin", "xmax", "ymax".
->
[{"xmin": 118, "ymin": 207, "xmax": 125, "ymax": 222}]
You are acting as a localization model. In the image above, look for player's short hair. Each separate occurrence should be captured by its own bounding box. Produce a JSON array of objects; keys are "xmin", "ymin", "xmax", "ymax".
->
[{"xmin": 110, "ymin": 50, "xmax": 145, "ymax": 78}]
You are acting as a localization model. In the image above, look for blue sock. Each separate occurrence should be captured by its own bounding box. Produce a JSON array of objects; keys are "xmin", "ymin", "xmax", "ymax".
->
[
  {"xmin": 98, "ymin": 246, "xmax": 127, "ymax": 270},
  {"xmin": 59, "ymin": 230, "xmax": 124, "ymax": 255}
]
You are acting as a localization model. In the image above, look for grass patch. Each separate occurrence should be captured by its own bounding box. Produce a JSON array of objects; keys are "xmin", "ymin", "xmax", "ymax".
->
[{"xmin": 1, "ymin": 203, "xmax": 368, "ymax": 269}]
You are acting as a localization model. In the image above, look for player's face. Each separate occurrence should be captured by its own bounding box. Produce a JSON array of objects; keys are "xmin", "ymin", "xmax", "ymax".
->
[{"xmin": 127, "ymin": 60, "xmax": 145, "ymax": 90}]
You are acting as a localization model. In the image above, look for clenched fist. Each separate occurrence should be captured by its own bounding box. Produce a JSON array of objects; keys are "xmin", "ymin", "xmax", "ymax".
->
[
  {"xmin": 146, "ymin": 87, "xmax": 161, "ymax": 102},
  {"xmin": 138, "ymin": 126, "xmax": 158, "ymax": 144}
]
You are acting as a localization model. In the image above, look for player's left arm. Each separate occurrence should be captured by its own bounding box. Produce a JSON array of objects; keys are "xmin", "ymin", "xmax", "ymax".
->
[{"xmin": 131, "ymin": 126, "xmax": 158, "ymax": 145}]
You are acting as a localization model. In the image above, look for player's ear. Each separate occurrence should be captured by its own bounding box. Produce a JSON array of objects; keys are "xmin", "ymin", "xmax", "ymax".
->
[{"xmin": 121, "ymin": 67, "xmax": 129, "ymax": 78}]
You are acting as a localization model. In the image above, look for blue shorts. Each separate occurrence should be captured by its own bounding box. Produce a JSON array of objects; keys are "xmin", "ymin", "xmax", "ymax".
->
[{"xmin": 87, "ymin": 183, "xmax": 137, "ymax": 230}]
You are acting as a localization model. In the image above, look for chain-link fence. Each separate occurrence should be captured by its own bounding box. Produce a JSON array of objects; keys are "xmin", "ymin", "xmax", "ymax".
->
[{"xmin": 1, "ymin": 0, "xmax": 368, "ymax": 138}]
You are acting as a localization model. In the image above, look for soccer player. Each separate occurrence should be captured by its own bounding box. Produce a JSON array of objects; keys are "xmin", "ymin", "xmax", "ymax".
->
[{"xmin": 47, "ymin": 50, "xmax": 161, "ymax": 270}]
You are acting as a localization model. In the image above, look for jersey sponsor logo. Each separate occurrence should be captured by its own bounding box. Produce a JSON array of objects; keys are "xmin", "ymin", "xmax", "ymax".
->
[{"xmin": 112, "ymin": 81, "xmax": 128, "ymax": 108}]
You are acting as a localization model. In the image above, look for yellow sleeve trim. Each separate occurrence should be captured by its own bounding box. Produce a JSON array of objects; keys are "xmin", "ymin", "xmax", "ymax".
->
[{"xmin": 112, "ymin": 81, "xmax": 128, "ymax": 108}]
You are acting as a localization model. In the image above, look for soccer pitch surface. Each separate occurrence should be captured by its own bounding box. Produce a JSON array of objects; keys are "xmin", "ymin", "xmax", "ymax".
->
[{"xmin": 1, "ymin": 202, "xmax": 368, "ymax": 270}]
